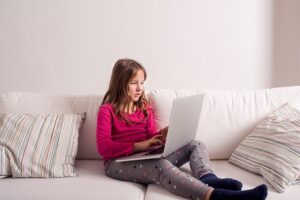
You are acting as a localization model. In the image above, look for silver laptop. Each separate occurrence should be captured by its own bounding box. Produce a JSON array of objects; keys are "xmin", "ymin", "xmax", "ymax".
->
[{"xmin": 116, "ymin": 94, "xmax": 204, "ymax": 162}]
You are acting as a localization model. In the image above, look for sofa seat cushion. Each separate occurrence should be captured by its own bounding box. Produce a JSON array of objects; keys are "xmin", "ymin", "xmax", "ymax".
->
[
  {"xmin": 144, "ymin": 160, "xmax": 300, "ymax": 200},
  {"xmin": 0, "ymin": 160, "xmax": 146, "ymax": 200}
]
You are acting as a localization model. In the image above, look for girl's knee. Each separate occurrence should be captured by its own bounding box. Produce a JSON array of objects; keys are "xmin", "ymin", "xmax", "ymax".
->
[
  {"xmin": 189, "ymin": 140, "xmax": 206, "ymax": 148},
  {"xmin": 188, "ymin": 140, "xmax": 209, "ymax": 154},
  {"xmin": 155, "ymin": 159, "xmax": 173, "ymax": 171},
  {"xmin": 191, "ymin": 140, "xmax": 203, "ymax": 145}
]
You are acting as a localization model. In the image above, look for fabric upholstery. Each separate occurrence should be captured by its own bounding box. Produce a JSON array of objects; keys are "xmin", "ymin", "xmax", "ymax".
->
[
  {"xmin": 229, "ymin": 103, "xmax": 300, "ymax": 192},
  {"xmin": 0, "ymin": 93, "xmax": 103, "ymax": 159},
  {"xmin": 0, "ymin": 160, "xmax": 146, "ymax": 200},
  {"xmin": 0, "ymin": 112, "xmax": 84, "ymax": 177},
  {"xmin": 148, "ymin": 87, "xmax": 300, "ymax": 159}
]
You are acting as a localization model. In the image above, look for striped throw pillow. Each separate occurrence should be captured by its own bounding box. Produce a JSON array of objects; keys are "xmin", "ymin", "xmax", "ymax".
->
[
  {"xmin": 0, "ymin": 112, "xmax": 84, "ymax": 178},
  {"xmin": 229, "ymin": 103, "xmax": 300, "ymax": 192}
]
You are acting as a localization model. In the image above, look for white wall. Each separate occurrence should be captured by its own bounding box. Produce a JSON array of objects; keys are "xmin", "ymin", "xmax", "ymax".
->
[
  {"xmin": 272, "ymin": 0, "xmax": 300, "ymax": 87},
  {"xmin": 0, "ymin": 0, "xmax": 298, "ymax": 95}
]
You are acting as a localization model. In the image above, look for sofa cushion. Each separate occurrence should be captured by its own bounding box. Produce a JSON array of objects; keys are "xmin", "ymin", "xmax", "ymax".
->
[
  {"xmin": 229, "ymin": 103, "xmax": 300, "ymax": 192},
  {"xmin": 0, "ymin": 112, "xmax": 85, "ymax": 178},
  {"xmin": 0, "ymin": 160, "xmax": 146, "ymax": 200},
  {"xmin": 148, "ymin": 87, "xmax": 300, "ymax": 160},
  {"xmin": 0, "ymin": 92, "xmax": 103, "ymax": 160},
  {"xmin": 145, "ymin": 161, "xmax": 300, "ymax": 200}
]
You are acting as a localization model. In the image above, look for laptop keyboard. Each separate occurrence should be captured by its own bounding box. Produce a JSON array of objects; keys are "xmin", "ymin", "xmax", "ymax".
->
[{"xmin": 145, "ymin": 146, "xmax": 165, "ymax": 155}]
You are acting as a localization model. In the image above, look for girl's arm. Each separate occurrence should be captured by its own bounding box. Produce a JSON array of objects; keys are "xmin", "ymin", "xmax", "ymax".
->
[
  {"xmin": 145, "ymin": 106, "xmax": 161, "ymax": 139},
  {"xmin": 96, "ymin": 106, "xmax": 134, "ymax": 159},
  {"xmin": 145, "ymin": 107, "xmax": 168, "ymax": 142}
]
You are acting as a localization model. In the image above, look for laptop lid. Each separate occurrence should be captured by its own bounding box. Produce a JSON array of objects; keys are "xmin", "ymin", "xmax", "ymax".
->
[
  {"xmin": 162, "ymin": 94, "xmax": 204, "ymax": 157},
  {"xmin": 116, "ymin": 94, "xmax": 204, "ymax": 162}
]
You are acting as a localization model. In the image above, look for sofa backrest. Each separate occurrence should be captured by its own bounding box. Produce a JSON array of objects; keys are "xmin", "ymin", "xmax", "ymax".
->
[
  {"xmin": 149, "ymin": 86, "xmax": 300, "ymax": 159},
  {"xmin": 0, "ymin": 92, "xmax": 103, "ymax": 160},
  {"xmin": 1, "ymin": 86, "xmax": 300, "ymax": 160}
]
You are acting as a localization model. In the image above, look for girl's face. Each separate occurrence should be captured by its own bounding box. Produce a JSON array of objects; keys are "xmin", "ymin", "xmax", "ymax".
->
[{"xmin": 127, "ymin": 69, "xmax": 145, "ymax": 103}]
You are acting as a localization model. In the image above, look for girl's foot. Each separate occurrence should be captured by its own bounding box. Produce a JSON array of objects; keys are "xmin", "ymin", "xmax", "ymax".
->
[
  {"xmin": 200, "ymin": 173, "xmax": 242, "ymax": 190},
  {"xmin": 210, "ymin": 184, "xmax": 268, "ymax": 200}
]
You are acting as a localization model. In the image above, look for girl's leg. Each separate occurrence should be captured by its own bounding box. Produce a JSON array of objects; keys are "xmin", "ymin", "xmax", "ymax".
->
[
  {"xmin": 165, "ymin": 140, "xmax": 217, "ymax": 178},
  {"xmin": 164, "ymin": 140, "xmax": 268, "ymax": 200},
  {"xmin": 166, "ymin": 140, "xmax": 242, "ymax": 190},
  {"xmin": 105, "ymin": 158, "xmax": 213, "ymax": 200}
]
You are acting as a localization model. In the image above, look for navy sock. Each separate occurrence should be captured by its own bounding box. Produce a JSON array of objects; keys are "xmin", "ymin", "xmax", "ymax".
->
[
  {"xmin": 210, "ymin": 184, "xmax": 268, "ymax": 200},
  {"xmin": 200, "ymin": 173, "xmax": 242, "ymax": 190}
]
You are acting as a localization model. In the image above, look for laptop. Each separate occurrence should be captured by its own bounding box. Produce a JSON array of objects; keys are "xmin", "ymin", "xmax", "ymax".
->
[{"xmin": 116, "ymin": 94, "xmax": 204, "ymax": 162}]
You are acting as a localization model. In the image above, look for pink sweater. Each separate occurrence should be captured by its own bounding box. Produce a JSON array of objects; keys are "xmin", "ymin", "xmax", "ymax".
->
[{"xmin": 96, "ymin": 103, "xmax": 160, "ymax": 161}]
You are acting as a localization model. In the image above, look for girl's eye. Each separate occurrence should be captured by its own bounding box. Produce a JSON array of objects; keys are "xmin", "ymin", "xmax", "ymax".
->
[{"xmin": 130, "ymin": 82, "xmax": 144, "ymax": 85}]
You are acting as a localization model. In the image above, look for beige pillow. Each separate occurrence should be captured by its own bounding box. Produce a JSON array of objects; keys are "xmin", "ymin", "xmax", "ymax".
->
[
  {"xmin": 0, "ymin": 112, "xmax": 84, "ymax": 178},
  {"xmin": 229, "ymin": 103, "xmax": 300, "ymax": 192}
]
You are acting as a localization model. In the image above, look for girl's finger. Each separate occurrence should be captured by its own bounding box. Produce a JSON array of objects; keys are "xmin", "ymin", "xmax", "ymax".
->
[
  {"xmin": 153, "ymin": 134, "xmax": 163, "ymax": 139},
  {"xmin": 154, "ymin": 139, "xmax": 163, "ymax": 145}
]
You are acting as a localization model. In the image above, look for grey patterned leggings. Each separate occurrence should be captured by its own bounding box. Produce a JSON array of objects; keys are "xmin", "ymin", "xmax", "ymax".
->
[{"xmin": 104, "ymin": 140, "xmax": 214, "ymax": 200}]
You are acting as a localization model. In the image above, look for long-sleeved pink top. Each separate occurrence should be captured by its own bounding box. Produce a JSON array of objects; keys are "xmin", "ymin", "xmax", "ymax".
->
[{"xmin": 96, "ymin": 103, "xmax": 160, "ymax": 162}]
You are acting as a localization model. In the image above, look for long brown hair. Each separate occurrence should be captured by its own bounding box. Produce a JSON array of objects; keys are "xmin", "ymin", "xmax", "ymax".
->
[{"xmin": 102, "ymin": 58, "xmax": 149, "ymax": 123}]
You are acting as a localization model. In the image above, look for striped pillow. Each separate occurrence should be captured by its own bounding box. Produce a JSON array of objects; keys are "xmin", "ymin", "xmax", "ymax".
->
[
  {"xmin": 0, "ymin": 112, "xmax": 84, "ymax": 178},
  {"xmin": 229, "ymin": 103, "xmax": 300, "ymax": 192}
]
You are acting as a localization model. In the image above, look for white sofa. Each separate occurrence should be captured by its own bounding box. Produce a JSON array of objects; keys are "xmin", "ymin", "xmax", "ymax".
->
[{"xmin": 1, "ymin": 86, "xmax": 300, "ymax": 200}]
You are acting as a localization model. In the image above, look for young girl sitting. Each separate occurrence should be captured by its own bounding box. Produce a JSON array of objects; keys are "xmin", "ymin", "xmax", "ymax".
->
[{"xmin": 96, "ymin": 58, "xmax": 268, "ymax": 200}]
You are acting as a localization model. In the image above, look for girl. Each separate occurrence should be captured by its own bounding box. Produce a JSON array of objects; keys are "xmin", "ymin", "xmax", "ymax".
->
[{"xmin": 96, "ymin": 58, "xmax": 268, "ymax": 200}]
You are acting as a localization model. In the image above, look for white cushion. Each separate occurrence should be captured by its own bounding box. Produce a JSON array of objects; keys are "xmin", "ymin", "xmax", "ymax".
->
[
  {"xmin": 0, "ymin": 92, "xmax": 103, "ymax": 160},
  {"xmin": 148, "ymin": 86, "xmax": 300, "ymax": 159},
  {"xmin": 0, "ymin": 160, "xmax": 146, "ymax": 200},
  {"xmin": 229, "ymin": 103, "xmax": 300, "ymax": 192},
  {"xmin": 0, "ymin": 112, "xmax": 84, "ymax": 178}
]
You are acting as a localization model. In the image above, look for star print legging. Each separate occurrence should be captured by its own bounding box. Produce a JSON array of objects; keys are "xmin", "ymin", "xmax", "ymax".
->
[{"xmin": 104, "ymin": 140, "xmax": 214, "ymax": 200}]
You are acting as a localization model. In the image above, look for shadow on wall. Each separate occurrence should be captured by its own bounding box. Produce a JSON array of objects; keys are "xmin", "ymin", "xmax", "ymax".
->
[{"xmin": 272, "ymin": 0, "xmax": 300, "ymax": 87}]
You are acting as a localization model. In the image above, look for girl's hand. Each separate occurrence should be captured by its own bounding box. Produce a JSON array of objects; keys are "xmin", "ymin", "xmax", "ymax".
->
[
  {"xmin": 159, "ymin": 126, "xmax": 168, "ymax": 142},
  {"xmin": 134, "ymin": 135, "xmax": 164, "ymax": 152}
]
